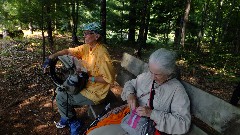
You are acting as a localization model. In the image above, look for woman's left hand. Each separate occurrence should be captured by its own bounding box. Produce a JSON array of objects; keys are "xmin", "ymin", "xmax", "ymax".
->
[{"xmin": 136, "ymin": 106, "xmax": 152, "ymax": 117}]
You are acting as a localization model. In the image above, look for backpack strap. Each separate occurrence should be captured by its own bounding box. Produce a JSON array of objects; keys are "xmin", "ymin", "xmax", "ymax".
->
[{"xmin": 149, "ymin": 80, "xmax": 156, "ymax": 110}]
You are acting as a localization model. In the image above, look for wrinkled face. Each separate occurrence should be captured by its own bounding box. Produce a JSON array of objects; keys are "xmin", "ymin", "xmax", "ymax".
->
[
  {"xmin": 148, "ymin": 63, "xmax": 168, "ymax": 84},
  {"xmin": 83, "ymin": 30, "xmax": 99, "ymax": 44}
]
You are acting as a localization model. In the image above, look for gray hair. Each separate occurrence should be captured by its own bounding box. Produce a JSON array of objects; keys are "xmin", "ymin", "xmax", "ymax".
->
[{"xmin": 149, "ymin": 48, "xmax": 177, "ymax": 76}]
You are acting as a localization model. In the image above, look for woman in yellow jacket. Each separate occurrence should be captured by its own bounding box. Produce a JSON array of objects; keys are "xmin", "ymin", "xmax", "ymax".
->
[{"xmin": 48, "ymin": 22, "xmax": 115, "ymax": 135}]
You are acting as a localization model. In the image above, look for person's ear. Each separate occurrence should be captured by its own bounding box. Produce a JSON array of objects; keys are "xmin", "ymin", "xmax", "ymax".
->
[{"xmin": 95, "ymin": 34, "xmax": 100, "ymax": 40}]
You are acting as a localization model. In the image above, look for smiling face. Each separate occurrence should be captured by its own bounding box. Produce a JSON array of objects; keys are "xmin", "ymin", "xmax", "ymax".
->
[
  {"xmin": 83, "ymin": 30, "xmax": 100, "ymax": 45},
  {"xmin": 148, "ymin": 63, "xmax": 169, "ymax": 85}
]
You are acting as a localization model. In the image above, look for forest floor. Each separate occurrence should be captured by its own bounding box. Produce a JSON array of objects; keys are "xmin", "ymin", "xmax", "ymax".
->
[{"xmin": 0, "ymin": 34, "xmax": 238, "ymax": 134}]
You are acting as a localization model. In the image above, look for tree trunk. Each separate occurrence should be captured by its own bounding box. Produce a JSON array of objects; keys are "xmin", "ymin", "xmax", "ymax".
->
[
  {"xmin": 164, "ymin": 23, "xmax": 168, "ymax": 44},
  {"xmin": 54, "ymin": 2, "xmax": 57, "ymax": 34},
  {"xmin": 46, "ymin": 3, "xmax": 54, "ymax": 52},
  {"xmin": 28, "ymin": 22, "xmax": 33, "ymax": 34},
  {"xmin": 136, "ymin": 0, "xmax": 148, "ymax": 58},
  {"xmin": 101, "ymin": 0, "xmax": 106, "ymax": 43},
  {"xmin": 180, "ymin": 0, "xmax": 191, "ymax": 48},
  {"xmin": 174, "ymin": 16, "xmax": 182, "ymax": 47},
  {"xmin": 166, "ymin": 20, "xmax": 171, "ymax": 44},
  {"xmin": 128, "ymin": 0, "xmax": 137, "ymax": 43},
  {"xmin": 120, "ymin": 1, "xmax": 124, "ymax": 42},
  {"xmin": 71, "ymin": 0, "xmax": 79, "ymax": 45},
  {"xmin": 211, "ymin": 0, "xmax": 222, "ymax": 46},
  {"xmin": 197, "ymin": 0, "xmax": 210, "ymax": 51},
  {"xmin": 143, "ymin": 0, "xmax": 152, "ymax": 43},
  {"xmin": 217, "ymin": 0, "xmax": 223, "ymax": 46},
  {"xmin": 41, "ymin": 1, "xmax": 46, "ymax": 63},
  {"xmin": 222, "ymin": 0, "xmax": 236, "ymax": 53},
  {"xmin": 233, "ymin": 0, "xmax": 240, "ymax": 53}
]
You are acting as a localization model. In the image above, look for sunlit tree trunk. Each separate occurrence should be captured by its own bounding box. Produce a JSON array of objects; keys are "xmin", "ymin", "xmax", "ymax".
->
[
  {"xmin": 29, "ymin": 22, "xmax": 33, "ymax": 34},
  {"xmin": 128, "ymin": 0, "xmax": 137, "ymax": 43},
  {"xmin": 180, "ymin": 0, "xmax": 191, "ymax": 48},
  {"xmin": 101, "ymin": 0, "xmax": 106, "ymax": 43}
]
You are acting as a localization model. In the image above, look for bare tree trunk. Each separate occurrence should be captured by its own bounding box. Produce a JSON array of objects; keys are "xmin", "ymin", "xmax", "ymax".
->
[
  {"xmin": 41, "ymin": 1, "xmax": 46, "ymax": 63},
  {"xmin": 136, "ymin": 0, "xmax": 148, "ymax": 58},
  {"xmin": 197, "ymin": 0, "xmax": 210, "ymax": 51},
  {"xmin": 46, "ymin": 3, "xmax": 54, "ymax": 52},
  {"xmin": 222, "ymin": 0, "xmax": 236, "ymax": 52},
  {"xmin": 120, "ymin": 1, "xmax": 124, "ymax": 42},
  {"xmin": 180, "ymin": 0, "xmax": 191, "ymax": 48},
  {"xmin": 143, "ymin": 0, "xmax": 152, "ymax": 43},
  {"xmin": 28, "ymin": 22, "xmax": 33, "ymax": 34},
  {"xmin": 164, "ymin": 23, "xmax": 168, "ymax": 44},
  {"xmin": 211, "ymin": 0, "xmax": 222, "ymax": 46},
  {"xmin": 54, "ymin": 2, "xmax": 57, "ymax": 34},
  {"xmin": 137, "ymin": 0, "xmax": 147, "ymax": 44},
  {"xmin": 101, "ymin": 0, "xmax": 107, "ymax": 43},
  {"xmin": 174, "ymin": 16, "xmax": 182, "ymax": 47},
  {"xmin": 128, "ymin": 0, "xmax": 137, "ymax": 43},
  {"xmin": 217, "ymin": 0, "xmax": 223, "ymax": 46},
  {"xmin": 237, "ymin": 28, "xmax": 240, "ymax": 53},
  {"xmin": 166, "ymin": 20, "xmax": 171, "ymax": 44},
  {"xmin": 233, "ymin": 0, "xmax": 240, "ymax": 53},
  {"xmin": 71, "ymin": 0, "xmax": 79, "ymax": 45}
]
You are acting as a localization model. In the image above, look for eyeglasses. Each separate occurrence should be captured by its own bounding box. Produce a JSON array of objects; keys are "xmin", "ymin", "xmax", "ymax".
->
[
  {"xmin": 149, "ymin": 69, "xmax": 162, "ymax": 76},
  {"xmin": 83, "ymin": 31, "xmax": 95, "ymax": 36},
  {"xmin": 148, "ymin": 66, "xmax": 163, "ymax": 76}
]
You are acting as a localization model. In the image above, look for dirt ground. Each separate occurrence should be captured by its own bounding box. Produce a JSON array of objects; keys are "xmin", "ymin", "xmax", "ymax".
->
[{"xmin": 0, "ymin": 36, "xmax": 237, "ymax": 135}]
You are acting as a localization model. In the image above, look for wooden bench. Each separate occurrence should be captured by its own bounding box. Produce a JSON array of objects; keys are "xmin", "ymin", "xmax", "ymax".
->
[{"xmin": 115, "ymin": 53, "xmax": 240, "ymax": 135}]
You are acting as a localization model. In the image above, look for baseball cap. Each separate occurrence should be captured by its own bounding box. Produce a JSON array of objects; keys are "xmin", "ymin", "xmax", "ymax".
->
[{"xmin": 82, "ymin": 22, "xmax": 102, "ymax": 34}]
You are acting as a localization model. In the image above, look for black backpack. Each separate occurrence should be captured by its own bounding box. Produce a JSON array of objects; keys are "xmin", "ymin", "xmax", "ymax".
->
[{"xmin": 49, "ymin": 55, "xmax": 89, "ymax": 94}]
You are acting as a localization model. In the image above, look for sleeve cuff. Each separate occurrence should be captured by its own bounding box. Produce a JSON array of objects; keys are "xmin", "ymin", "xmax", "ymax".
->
[
  {"xmin": 150, "ymin": 109, "xmax": 163, "ymax": 123},
  {"xmin": 126, "ymin": 90, "xmax": 135, "ymax": 97}
]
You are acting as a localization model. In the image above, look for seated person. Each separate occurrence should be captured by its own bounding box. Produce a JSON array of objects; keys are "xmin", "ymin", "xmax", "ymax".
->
[
  {"xmin": 47, "ymin": 22, "xmax": 115, "ymax": 135},
  {"xmin": 88, "ymin": 48, "xmax": 191, "ymax": 135},
  {"xmin": 230, "ymin": 82, "xmax": 240, "ymax": 106}
]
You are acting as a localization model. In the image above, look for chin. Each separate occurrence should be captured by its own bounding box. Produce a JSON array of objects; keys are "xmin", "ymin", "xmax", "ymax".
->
[{"xmin": 155, "ymin": 81, "xmax": 161, "ymax": 84}]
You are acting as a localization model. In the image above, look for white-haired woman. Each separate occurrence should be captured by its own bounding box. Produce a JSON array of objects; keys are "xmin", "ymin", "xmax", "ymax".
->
[{"xmin": 88, "ymin": 48, "xmax": 191, "ymax": 135}]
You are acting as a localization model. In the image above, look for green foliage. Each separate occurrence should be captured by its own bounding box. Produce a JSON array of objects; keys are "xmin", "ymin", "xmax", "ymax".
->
[{"xmin": 0, "ymin": 0, "xmax": 240, "ymax": 83}]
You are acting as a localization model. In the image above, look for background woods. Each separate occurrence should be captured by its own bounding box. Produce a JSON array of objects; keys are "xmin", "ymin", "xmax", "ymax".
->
[
  {"xmin": 1, "ymin": 0, "xmax": 240, "ymax": 95},
  {"xmin": 0, "ymin": 0, "xmax": 240, "ymax": 89},
  {"xmin": 1, "ymin": 0, "xmax": 239, "ymax": 54}
]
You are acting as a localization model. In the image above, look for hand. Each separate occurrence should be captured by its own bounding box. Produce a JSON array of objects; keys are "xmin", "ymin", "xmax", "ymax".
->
[
  {"xmin": 49, "ymin": 54, "xmax": 55, "ymax": 59},
  {"xmin": 136, "ymin": 106, "xmax": 152, "ymax": 117},
  {"xmin": 42, "ymin": 58, "xmax": 50, "ymax": 74},
  {"xmin": 75, "ymin": 66, "xmax": 81, "ymax": 73},
  {"xmin": 127, "ymin": 94, "xmax": 138, "ymax": 110}
]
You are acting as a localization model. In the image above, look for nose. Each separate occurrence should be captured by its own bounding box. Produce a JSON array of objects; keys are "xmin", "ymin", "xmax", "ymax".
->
[{"xmin": 151, "ymin": 73, "xmax": 157, "ymax": 80}]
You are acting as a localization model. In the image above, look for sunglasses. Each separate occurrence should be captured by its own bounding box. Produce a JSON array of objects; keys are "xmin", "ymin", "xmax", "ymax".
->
[{"xmin": 83, "ymin": 31, "xmax": 95, "ymax": 36}]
